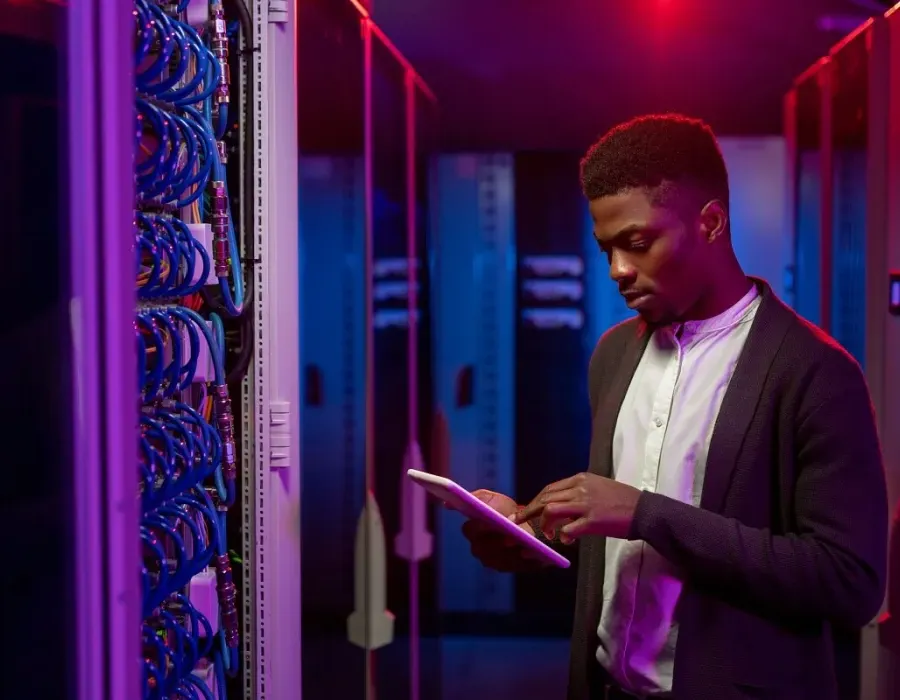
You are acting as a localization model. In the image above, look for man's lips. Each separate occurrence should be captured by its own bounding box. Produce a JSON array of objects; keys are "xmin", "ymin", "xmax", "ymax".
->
[{"xmin": 621, "ymin": 291, "xmax": 651, "ymax": 308}]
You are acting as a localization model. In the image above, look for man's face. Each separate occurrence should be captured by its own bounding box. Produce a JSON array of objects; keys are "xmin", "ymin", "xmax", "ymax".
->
[{"xmin": 589, "ymin": 187, "xmax": 710, "ymax": 325}]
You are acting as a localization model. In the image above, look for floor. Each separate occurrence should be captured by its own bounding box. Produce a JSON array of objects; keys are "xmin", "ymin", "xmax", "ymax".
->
[
  {"xmin": 303, "ymin": 635, "xmax": 570, "ymax": 700},
  {"xmin": 434, "ymin": 636, "xmax": 569, "ymax": 700}
]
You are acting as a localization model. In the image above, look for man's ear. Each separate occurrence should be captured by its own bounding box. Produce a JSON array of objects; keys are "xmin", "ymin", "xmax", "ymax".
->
[{"xmin": 699, "ymin": 200, "xmax": 728, "ymax": 243}]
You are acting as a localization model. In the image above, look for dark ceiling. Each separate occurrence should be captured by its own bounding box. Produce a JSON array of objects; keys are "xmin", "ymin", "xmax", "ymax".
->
[{"xmin": 373, "ymin": 0, "xmax": 885, "ymax": 150}]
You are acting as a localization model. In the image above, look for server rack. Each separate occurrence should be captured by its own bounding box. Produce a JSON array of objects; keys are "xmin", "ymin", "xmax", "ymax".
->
[{"xmin": 786, "ymin": 9, "xmax": 900, "ymax": 698}]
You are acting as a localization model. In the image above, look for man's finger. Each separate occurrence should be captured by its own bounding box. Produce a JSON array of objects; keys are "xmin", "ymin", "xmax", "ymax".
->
[
  {"xmin": 528, "ymin": 477, "xmax": 578, "ymax": 505},
  {"xmin": 512, "ymin": 500, "xmax": 544, "ymax": 524},
  {"xmin": 540, "ymin": 502, "xmax": 586, "ymax": 536},
  {"xmin": 513, "ymin": 487, "xmax": 580, "ymax": 524},
  {"xmin": 560, "ymin": 516, "xmax": 592, "ymax": 539},
  {"xmin": 543, "ymin": 487, "xmax": 581, "ymax": 505},
  {"xmin": 542, "ymin": 476, "xmax": 579, "ymax": 495}
]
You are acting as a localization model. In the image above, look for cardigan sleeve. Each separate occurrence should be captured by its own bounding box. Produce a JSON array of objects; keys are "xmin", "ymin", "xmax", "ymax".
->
[{"xmin": 629, "ymin": 348, "xmax": 888, "ymax": 628}]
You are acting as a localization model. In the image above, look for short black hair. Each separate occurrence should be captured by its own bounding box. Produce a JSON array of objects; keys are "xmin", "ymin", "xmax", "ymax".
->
[{"xmin": 580, "ymin": 113, "xmax": 729, "ymax": 209}]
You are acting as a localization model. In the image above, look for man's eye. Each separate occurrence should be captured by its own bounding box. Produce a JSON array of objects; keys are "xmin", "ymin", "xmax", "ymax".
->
[{"xmin": 629, "ymin": 240, "xmax": 648, "ymax": 251}]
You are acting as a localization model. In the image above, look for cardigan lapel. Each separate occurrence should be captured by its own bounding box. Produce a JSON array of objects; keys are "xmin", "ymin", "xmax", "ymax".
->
[
  {"xmin": 590, "ymin": 320, "xmax": 652, "ymax": 479},
  {"xmin": 699, "ymin": 279, "xmax": 794, "ymax": 514}
]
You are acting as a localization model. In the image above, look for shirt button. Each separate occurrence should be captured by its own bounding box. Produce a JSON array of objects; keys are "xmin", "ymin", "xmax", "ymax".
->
[{"xmin": 654, "ymin": 417, "xmax": 664, "ymax": 428}]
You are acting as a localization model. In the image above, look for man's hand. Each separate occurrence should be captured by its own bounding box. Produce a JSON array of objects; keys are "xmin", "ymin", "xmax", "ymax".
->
[
  {"xmin": 512, "ymin": 473, "xmax": 642, "ymax": 541},
  {"xmin": 460, "ymin": 490, "xmax": 547, "ymax": 573}
]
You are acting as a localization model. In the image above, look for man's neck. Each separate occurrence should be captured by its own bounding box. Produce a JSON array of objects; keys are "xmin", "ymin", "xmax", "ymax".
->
[{"xmin": 681, "ymin": 271, "xmax": 753, "ymax": 323}]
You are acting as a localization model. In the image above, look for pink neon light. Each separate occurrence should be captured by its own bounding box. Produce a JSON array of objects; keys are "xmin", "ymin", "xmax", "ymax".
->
[{"xmin": 405, "ymin": 68, "xmax": 421, "ymax": 700}]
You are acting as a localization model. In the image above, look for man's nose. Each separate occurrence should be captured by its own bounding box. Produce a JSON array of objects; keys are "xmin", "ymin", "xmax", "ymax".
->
[{"xmin": 609, "ymin": 251, "xmax": 636, "ymax": 284}]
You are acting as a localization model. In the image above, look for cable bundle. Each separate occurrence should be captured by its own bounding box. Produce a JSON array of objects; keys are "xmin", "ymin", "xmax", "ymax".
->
[
  {"xmin": 142, "ymin": 595, "xmax": 218, "ymax": 700},
  {"xmin": 135, "ymin": 0, "xmax": 245, "ymax": 315},
  {"xmin": 136, "ymin": 215, "xmax": 210, "ymax": 300},
  {"xmin": 134, "ymin": 1, "xmax": 245, "ymax": 698}
]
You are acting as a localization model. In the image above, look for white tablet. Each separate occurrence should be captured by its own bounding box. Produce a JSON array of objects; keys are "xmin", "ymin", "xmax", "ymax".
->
[{"xmin": 406, "ymin": 468, "xmax": 571, "ymax": 569}]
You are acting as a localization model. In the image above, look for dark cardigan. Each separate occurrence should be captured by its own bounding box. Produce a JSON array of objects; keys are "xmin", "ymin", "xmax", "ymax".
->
[{"xmin": 563, "ymin": 280, "xmax": 888, "ymax": 700}]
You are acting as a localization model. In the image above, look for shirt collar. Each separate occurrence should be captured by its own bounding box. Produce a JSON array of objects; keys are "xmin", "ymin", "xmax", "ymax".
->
[{"xmin": 671, "ymin": 283, "xmax": 760, "ymax": 341}]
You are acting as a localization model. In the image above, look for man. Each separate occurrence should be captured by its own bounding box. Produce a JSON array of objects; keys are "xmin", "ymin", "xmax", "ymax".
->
[{"xmin": 463, "ymin": 114, "xmax": 888, "ymax": 700}]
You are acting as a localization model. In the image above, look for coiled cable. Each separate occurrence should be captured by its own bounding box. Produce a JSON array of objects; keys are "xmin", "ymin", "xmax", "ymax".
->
[{"xmin": 135, "ymin": 2, "xmax": 244, "ymax": 697}]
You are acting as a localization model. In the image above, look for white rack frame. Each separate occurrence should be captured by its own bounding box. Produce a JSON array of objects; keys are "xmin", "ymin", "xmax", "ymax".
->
[{"xmin": 241, "ymin": 0, "xmax": 302, "ymax": 698}]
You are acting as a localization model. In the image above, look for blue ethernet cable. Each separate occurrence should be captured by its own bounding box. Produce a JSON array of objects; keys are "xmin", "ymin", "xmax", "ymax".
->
[
  {"xmin": 173, "ymin": 113, "xmax": 214, "ymax": 208},
  {"xmin": 137, "ymin": 215, "xmax": 211, "ymax": 300},
  {"xmin": 210, "ymin": 312, "xmax": 226, "ymax": 368},
  {"xmin": 142, "ymin": 623, "xmax": 168, "ymax": 698},
  {"xmin": 160, "ymin": 607, "xmax": 193, "ymax": 678},
  {"xmin": 177, "ymin": 110, "xmax": 246, "ymax": 318},
  {"xmin": 168, "ymin": 25, "xmax": 219, "ymax": 106},
  {"xmin": 139, "ymin": 407, "xmax": 219, "ymax": 511},
  {"xmin": 185, "ymin": 676, "xmax": 216, "ymax": 700},
  {"xmin": 145, "ymin": 310, "xmax": 183, "ymax": 398},
  {"xmin": 216, "ymin": 103, "xmax": 229, "ymax": 140},
  {"xmin": 136, "ymin": 313, "xmax": 165, "ymax": 397},
  {"xmin": 169, "ymin": 307, "xmax": 235, "ymax": 506},
  {"xmin": 135, "ymin": 3, "xmax": 242, "ymax": 697},
  {"xmin": 137, "ymin": 325, "xmax": 148, "ymax": 390},
  {"xmin": 218, "ymin": 178, "xmax": 245, "ymax": 317},
  {"xmin": 137, "ymin": 307, "xmax": 218, "ymax": 397},
  {"xmin": 176, "ymin": 592, "xmax": 215, "ymax": 656},
  {"xmin": 170, "ymin": 217, "xmax": 213, "ymax": 288},
  {"xmin": 163, "ymin": 116, "xmax": 203, "ymax": 203},
  {"xmin": 134, "ymin": 4, "xmax": 175, "ymax": 87}
]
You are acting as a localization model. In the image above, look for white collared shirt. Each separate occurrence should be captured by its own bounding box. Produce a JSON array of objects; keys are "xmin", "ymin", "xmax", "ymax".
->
[{"xmin": 596, "ymin": 285, "xmax": 761, "ymax": 696}]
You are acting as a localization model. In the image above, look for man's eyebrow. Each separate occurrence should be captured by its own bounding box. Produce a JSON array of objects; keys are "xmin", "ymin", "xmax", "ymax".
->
[{"xmin": 612, "ymin": 224, "xmax": 646, "ymax": 238}]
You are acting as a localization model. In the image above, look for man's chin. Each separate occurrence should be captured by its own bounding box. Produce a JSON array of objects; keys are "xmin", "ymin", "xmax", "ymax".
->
[{"xmin": 636, "ymin": 307, "xmax": 670, "ymax": 325}]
